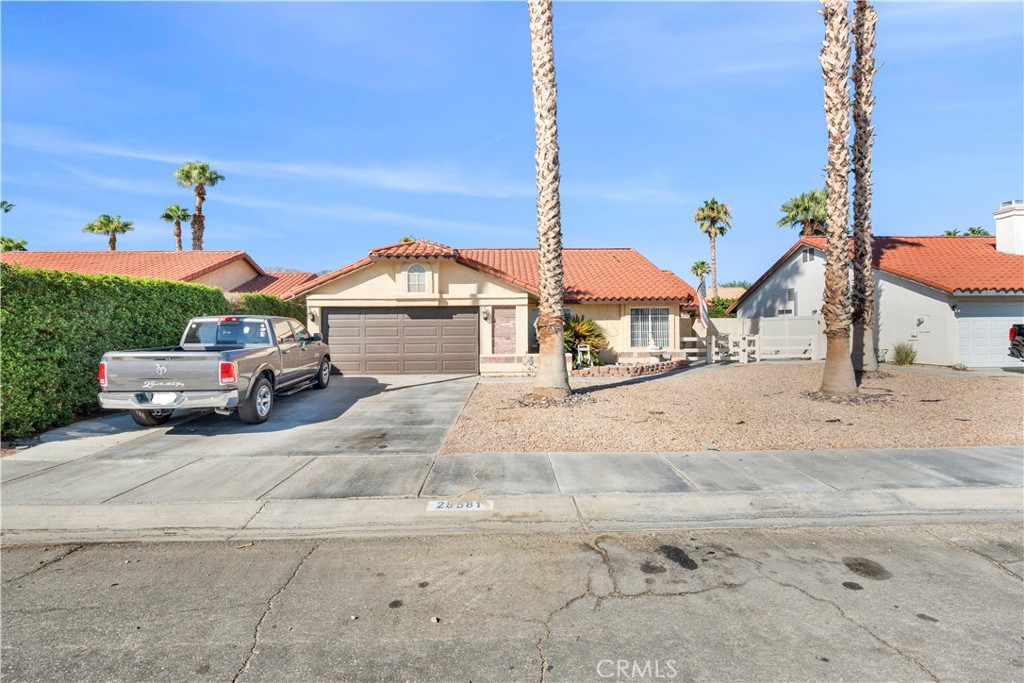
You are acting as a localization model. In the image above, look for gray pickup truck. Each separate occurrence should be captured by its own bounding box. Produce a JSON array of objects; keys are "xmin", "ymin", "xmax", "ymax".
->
[{"xmin": 98, "ymin": 315, "xmax": 332, "ymax": 427}]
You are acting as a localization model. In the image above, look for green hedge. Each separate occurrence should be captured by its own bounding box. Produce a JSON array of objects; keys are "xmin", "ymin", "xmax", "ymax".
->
[
  {"xmin": 234, "ymin": 292, "xmax": 306, "ymax": 321},
  {"xmin": 0, "ymin": 264, "xmax": 232, "ymax": 438}
]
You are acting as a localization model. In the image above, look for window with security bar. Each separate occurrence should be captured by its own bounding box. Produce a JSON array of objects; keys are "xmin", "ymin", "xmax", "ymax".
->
[{"xmin": 630, "ymin": 308, "xmax": 670, "ymax": 348}]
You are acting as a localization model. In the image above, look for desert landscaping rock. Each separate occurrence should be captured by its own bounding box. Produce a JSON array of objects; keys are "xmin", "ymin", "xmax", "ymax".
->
[{"xmin": 444, "ymin": 364, "xmax": 1023, "ymax": 453}]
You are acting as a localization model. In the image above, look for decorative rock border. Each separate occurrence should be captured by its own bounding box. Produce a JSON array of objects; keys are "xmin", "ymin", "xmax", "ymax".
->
[{"xmin": 571, "ymin": 359, "xmax": 686, "ymax": 378}]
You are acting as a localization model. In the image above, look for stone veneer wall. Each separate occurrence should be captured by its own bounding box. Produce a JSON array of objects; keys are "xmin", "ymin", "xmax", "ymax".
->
[
  {"xmin": 491, "ymin": 305, "xmax": 516, "ymax": 354},
  {"xmin": 570, "ymin": 359, "xmax": 686, "ymax": 378}
]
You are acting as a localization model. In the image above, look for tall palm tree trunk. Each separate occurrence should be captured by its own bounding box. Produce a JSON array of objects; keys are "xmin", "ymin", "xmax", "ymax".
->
[
  {"xmin": 851, "ymin": 0, "xmax": 878, "ymax": 372},
  {"xmin": 108, "ymin": 233, "xmax": 117, "ymax": 251},
  {"xmin": 819, "ymin": 0, "xmax": 858, "ymax": 396},
  {"xmin": 174, "ymin": 220, "xmax": 183, "ymax": 251},
  {"xmin": 528, "ymin": 0, "xmax": 571, "ymax": 400},
  {"xmin": 192, "ymin": 183, "xmax": 206, "ymax": 251},
  {"xmin": 709, "ymin": 233, "xmax": 718, "ymax": 299}
]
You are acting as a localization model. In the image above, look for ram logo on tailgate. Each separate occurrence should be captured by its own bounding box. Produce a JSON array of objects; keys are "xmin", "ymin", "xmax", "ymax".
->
[{"xmin": 155, "ymin": 364, "xmax": 168, "ymax": 376}]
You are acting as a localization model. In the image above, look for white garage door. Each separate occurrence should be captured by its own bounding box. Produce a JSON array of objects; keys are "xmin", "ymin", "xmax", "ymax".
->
[{"xmin": 957, "ymin": 301, "xmax": 1024, "ymax": 367}]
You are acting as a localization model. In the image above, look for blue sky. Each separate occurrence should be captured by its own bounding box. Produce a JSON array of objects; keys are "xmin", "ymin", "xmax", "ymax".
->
[{"xmin": 2, "ymin": 1, "xmax": 1021, "ymax": 283}]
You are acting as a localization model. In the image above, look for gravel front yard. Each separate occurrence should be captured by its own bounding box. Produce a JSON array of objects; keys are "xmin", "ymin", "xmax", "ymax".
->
[{"xmin": 442, "ymin": 364, "xmax": 1024, "ymax": 453}]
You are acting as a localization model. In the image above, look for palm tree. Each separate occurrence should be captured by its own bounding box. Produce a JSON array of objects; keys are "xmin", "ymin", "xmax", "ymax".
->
[
  {"xmin": 966, "ymin": 226, "xmax": 990, "ymax": 236},
  {"xmin": 851, "ymin": 0, "xmax": 878, "ymax": 373},
  {"xmin": 1, "ymin": 237, "xmax": 27, "ymax": 252},
  {"xmin": 943, "ymin": 229, "xmax": 961, "ymax": 236},
  {"xmin": 690, "ymin": 260, "xmax": 710, "ymax": 280},
  {"xmin": 528, "ymin": 0, "xmax": 571, "ymax": 400},
  {"xmin": 693, "ymin": 198, "xmax": 731, "ymax": 298},
  {"xmin": 83, "ymin": 214, "xmax": 134, "ymax": 251},
  {"xmin": 160, "ymin": 204, "xmax": 192, "ymax": 251},
  {"xmin": 818, "ymin": 0, "xmax": 857, "ymax": 397},
  {"xmin": 778, "ymin": 189, "xmax": 827, "ymax": 236},
  {"xmin": 174, "ymin": 161, "xmax": 224, "ymax": 251},
  {"xmin": 1, "ymin": 200, "xmax": 14, "ymax": 213}
]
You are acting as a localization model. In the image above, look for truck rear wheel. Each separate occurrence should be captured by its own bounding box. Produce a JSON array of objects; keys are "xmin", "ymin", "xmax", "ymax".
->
[
  {"xmin": 130, "ymin": 409, "xmax": 173, "ymax": 427},
  {"xmin": 239, "ymin": 376, "xmax": 274, "ymax": 424}
]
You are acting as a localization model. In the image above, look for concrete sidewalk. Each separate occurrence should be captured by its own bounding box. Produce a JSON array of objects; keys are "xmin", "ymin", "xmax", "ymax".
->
[{"xmin": 2, "ymin": 443, "xmax": 1021, "ymax": 543}]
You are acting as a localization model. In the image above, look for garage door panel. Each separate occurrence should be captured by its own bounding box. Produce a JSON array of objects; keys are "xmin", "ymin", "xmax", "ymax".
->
[
  {"xmin": 323, "ymin": 307, "xmax": 479, "ymax": 374},
  {"xmin": 404, "ymin": 326, "xmax": 441, "ymax": 337},
  {"xmin": 365, "ymin": 361, "xmax": 402, "ymax": 373},
  {"xmin": 405, "ymin": 343, "xmax": 440, "ymax": 354}
]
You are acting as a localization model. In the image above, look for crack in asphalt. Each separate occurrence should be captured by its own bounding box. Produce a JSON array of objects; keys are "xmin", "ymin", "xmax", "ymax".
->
[
  {"xmin": 2, "ymin": 545, "xmax": 84, "ymax": 584},
  {"xmin": 757, "ymin": 576, "xmax": 940, "ymax": 682},
  {"xmin": 922, "ymin": 529, "xmax": 1023, "ymax": 581},
  {"xmin": 231, "ymin": 542, "xmax": 320, "ymax": 683}
]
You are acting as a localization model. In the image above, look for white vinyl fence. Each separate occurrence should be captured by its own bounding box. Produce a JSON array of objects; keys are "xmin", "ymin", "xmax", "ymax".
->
[{"xmin": 683, "ymin": 315, "xmax": 826, "ymax": 363}]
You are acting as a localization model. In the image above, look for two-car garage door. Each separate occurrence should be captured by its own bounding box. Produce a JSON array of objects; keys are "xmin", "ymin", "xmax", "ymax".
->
[{"xmin": 323, "ymin": 307, "xmax": 479, "ymax": 374}]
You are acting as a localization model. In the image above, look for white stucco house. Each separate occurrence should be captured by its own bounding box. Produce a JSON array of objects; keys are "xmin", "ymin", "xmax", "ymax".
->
[{"xmin": 730, "ymin": 200, "xmax": 1024, "ymax": 368}]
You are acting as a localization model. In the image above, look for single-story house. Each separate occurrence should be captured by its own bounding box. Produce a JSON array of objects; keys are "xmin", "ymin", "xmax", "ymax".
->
[
  {"xmin": 729, "ymin": 200, "xmax": 1024, "ymax": 368},
  {"xmin": 288, "ymin": 239, "xmax": 697, "ymax": 375},
  {"xmin": 0, "ymin": 250, "xmax": 317, "ymax": 300}
]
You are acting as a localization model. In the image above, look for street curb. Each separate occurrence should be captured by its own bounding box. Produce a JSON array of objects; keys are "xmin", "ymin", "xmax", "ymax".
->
[{"xmin": 3, "ymin": 486, "xmax": 1020, "ymax": 545}]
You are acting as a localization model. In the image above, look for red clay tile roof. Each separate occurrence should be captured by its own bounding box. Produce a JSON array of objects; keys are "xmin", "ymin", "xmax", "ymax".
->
[
  {"xmin": 801, "ymin": 235, "xmax": 1024, "ymax": 294},
  {"xmin": 730, "ymin": 235, "xmax": 1024, "ymax": 313},
  {"xmin": 232, "ymin": 271, "xmax": 317, "ymax": 299},
  {"xmin": 0, "ymin": 250, "xmax": 264, "ymax": 282},
  {"xmin": 460, "ymin": 248, "xmax": 695, "ymax": 303},
  {"xmin": 291, "ymin": 240, "xmax": 696, "ymax": 304},
  {"xmin": 370, "ymin": 240, "xmax": 457, "ymax": 260}
]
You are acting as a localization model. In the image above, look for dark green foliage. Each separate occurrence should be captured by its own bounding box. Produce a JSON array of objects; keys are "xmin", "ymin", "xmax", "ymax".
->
[
  {"xmin": 708, "ymin": 297, "xmax": 736, "ymax": 318},
  {"xmin": 1, "ymin": 236, "xmax": 28, "ymax": 252},
  {"xmin": 564, "ymin": 315, "xmax": 606, "ymax": 366},
  {"xmin": 233, "ymin": 293, "xmax": 306, "ymax": 321},
  {"xmin": 0, "ymin": 264, "xmax": 231, "ymax": 438}
]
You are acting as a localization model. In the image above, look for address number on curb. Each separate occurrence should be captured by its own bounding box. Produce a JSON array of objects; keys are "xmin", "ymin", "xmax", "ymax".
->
[{"xmin": 426, "ymin": 500, "xmax": 494, "ymax": 512}]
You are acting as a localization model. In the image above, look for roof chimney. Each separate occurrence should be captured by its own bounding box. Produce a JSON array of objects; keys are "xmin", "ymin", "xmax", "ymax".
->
[{"xmin": 994, "ymin": 200, "xmax": 1024, "ymax": 255}]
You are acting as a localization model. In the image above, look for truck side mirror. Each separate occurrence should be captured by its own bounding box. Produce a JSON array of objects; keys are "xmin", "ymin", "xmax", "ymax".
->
[{"xmin": 311, "ymin": 333, "xmax": 322, "ymax": 342}]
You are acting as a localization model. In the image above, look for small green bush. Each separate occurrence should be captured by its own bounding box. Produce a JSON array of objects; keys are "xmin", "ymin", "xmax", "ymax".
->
[
  {"xmin": 708, "ymin": 297, "xmax": 736, "ymax": 318},
  {"xmin": 234, "ymin": 292, "xmax": 306, "ymax": 322},
  {"xmin": 564, "ymin": 315, "xmax": 606, "ymax": 366},
  {"xmin": 0, "ymin": 264, "xmax": 231, "ymax": 438},
  {"xmin": 892, "ymin": 341, "xmax": 918, "ymax": 366}
]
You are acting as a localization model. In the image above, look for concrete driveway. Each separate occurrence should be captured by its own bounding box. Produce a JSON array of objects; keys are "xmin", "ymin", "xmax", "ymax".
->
[{"xmin": 1, "ymin": 375, "xmax": 477, "ymax": 504}]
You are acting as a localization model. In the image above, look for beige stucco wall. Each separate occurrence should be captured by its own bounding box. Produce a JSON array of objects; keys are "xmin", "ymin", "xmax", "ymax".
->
[
  {"xmin": 558, "ymin": 302, "xmax": 690, "ymax": 364},
  {"xmin": 193, "ymin": 260, "xmax": 261, "ymax": 292}
]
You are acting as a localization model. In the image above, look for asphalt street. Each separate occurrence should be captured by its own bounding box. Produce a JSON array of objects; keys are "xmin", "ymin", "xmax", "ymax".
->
[{"xmin": 3, "ymin": 523, "xmax": 1022, "ymax": 682}]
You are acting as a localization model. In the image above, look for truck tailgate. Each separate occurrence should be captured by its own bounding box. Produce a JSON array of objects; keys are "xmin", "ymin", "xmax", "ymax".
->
[{"xmin": 103, "ymin": 352, "xmax": 227, "ymax": 392}]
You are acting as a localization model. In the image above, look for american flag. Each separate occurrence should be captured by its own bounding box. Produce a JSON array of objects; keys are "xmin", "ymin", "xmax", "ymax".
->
[{"xmin": 697, "ymin": 279, "xmax": 710, "ymax": 329}]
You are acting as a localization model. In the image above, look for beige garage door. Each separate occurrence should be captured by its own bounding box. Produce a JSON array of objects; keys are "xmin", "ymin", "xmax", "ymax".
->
[{"xmin": 323, "ymin": 307, "xmax": 479, "ymax": 374}]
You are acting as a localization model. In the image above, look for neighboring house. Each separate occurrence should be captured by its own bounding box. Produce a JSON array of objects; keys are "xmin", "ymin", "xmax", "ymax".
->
[
  {"xmin": 730, "ymin": 201, "xmax": 1024, "ymax": 367},
  {"xmin": 710, "ymin": 286, "xmax": 746, "ymax": 301},
  {"xmin": 0, "ymin": 250, "xmax": 316, "ymax": 300},
  {"xmin": 289, "ymin": 240, "xmax": 696, "ymax": 375}
]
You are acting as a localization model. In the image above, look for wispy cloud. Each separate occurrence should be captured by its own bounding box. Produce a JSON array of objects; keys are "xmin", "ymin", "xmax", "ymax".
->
[
  {"xmin": 214, "ymin": 191, "xmax": 524, "ymax": 237},
  {"xmin": 3, "ymin": 124, "xmax": 530, "ymax": 199}
]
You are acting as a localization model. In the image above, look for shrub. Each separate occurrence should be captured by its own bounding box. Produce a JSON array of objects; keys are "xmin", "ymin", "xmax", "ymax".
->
[
  {"xmin": 892, "ymin": 341, "xmax": 918, "ymax": 366},
  {"xmin": 708, "ymin": 297, "xmax": 736, "ymax": 318},
  {"xmin": 564, "ymin": 315, "xmax": 606, "ymax": 366},
  {"xmin": 0, "ymin": 264, "xmax": 231, "ymax": 438},
  {"xmin": 951, "ymin": 363, "xmax": 970, "ymax": 372},
  {"xmin": 233, "ymin": 292, "xmax": 306, "ymax": 322}
]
